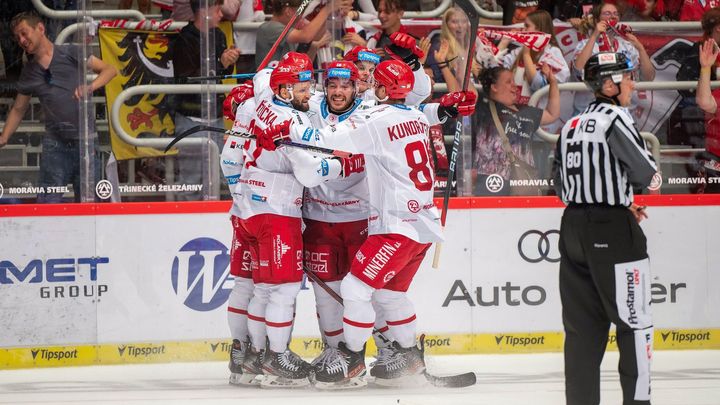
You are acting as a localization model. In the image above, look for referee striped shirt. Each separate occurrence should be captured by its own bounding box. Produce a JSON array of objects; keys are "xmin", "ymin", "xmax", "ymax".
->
[{"xmin": 554, "ymin": 98, "xmax": 657, "ymax": 206}]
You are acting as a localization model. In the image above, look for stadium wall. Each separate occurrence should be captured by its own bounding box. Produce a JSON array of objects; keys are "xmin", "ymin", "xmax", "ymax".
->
[{"xmin": 1, "ymin": 195, "xmax": 719, "ymax": 369}]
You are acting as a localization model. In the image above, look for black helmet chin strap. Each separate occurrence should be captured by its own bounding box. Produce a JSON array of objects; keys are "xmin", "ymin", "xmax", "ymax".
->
[{"xmin": 596, "ymin": 76, "xmax": 623, "ymax": 105}]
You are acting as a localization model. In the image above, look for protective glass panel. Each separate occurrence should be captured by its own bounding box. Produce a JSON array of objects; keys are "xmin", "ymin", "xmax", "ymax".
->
[{"xmin": 0, "ymin": 2, "xmax": 103, "ymax": 204}]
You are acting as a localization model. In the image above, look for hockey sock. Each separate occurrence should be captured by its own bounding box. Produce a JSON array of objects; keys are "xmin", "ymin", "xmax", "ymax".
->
[
  {"xmin": 341, "ymin": 274, "xmax": 376, "ymax": 353},
  {"xmin": 375, "ymin": 289, "xmax": 417, "ymax": 348},
  {"xmin": 372, "ymin": 298, "xmax": 393, "ymax": 349},
  {"xmin": 247, "ymin": 283, "xmax": 270, "ymax": 350},
  {"xmin": 313, "ymin": 280, "xmax": 344, "ymax": 348},
  {"xmin": 227, "ymin": 277, "xmax": 254, "ymax": 340},
  {"xmin": 265, "ymin": 282, "xmax": 302, "ymax": 353}
]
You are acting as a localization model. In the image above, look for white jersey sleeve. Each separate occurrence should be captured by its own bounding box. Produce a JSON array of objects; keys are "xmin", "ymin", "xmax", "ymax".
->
[
  {"xmin": 221, "ymin": 98, "xmax": 256, "ymax": 218},
  {"xmin": 238, "ymin": 98, "xmax": 340, "ymax": 219},
  {"xmin": 406, "ymin": 68, "xmax": 431, "ymax": 106},
  {"xmin": 253, "ymin": 68, "xmax": 274, "ymax": 102},
  {"xmin": 285, "ymin": 146, "xmax": 343, "ymax": 188},
  {"xmin": 299, "ymin": 104, "xmax": 443, "ymax": 243},
  {"xmin": 418, "ymin": 103, "xmax": 443, "ymax": 126}
]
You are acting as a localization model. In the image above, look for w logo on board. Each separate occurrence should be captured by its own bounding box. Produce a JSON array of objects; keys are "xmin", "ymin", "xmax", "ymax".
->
[{"xmin": 171, "ymin": 238, "xmax": 232, "ymax": 311}]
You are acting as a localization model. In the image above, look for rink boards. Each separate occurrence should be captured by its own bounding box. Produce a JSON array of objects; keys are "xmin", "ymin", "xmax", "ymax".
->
[{"xmin": 1, "ymin": 195, "xmax": 719, "ymax": 369}]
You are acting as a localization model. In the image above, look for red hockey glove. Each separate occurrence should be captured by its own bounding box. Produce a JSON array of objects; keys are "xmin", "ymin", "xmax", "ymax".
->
[
  {"xmin": 438, "ymin": 91, "xmax": 477, "ymax": 119},
  {"xmin": 223, "ymin": 81, "xmax": 254, "ymax": 121},
  {"xmin": 386, "ymin": 32, "xmax": 424, "ymax": 71},
  {"xmin": 255, "ymin": 120, "xmax": 291, "ymax": 151},
  {"xmin": 340, "ymin": 154, "xmax": 365, "ymax": 177},
  {"xmin": 457, "ymin": 91, "xmax": 477, "ymax": 116},
  {"xmin": 389, "ymin": 32, "xmax": 424, "ymax": 58},
  {"xmin": 439, "ymin": 91, "xmax": 464, "ymax": 107}
]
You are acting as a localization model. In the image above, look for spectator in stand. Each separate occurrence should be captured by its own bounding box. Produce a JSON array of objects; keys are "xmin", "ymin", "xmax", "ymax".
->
[
  {"xmin": 425, "ymin": 6, "xmax": 470, "ymax": 94},
  {"xmin": 232, "ymin": 0, "xmax": 264, "ymax": 73},
  {"xmin": 672, "ymin": 7, "xmax": 720, "ymax": 152},
  {"xmin": 255, "ymin": 0, "xmax": 348, "ymax": 69},
  {"xmin": 572, "ymin": 1, "xmax": 655, "ymax": 113},
  {"xmin": 0, "ymin": 12, "xmax": 117, "ymax": 203},
  {"xmin": 153, "ymin": 0, "xmax": 174, "ymax": 19},
  {"xmin": 472, "ymin": 65, "xmax": 559, "ymax": 196},
  {"xmin": 546, "ymin": 0, "xmax": 600, "ymax": 20},
  {"xmin": 221, "ymin": 0, "xmax": 241, "ymax": 20},
  {"xmin": 614, "ymin": 0, "xmax": 665, "ymax": 21},
  {"xmin": 498, "ymin": 10, "xmax": 569, "ymax": 107},
  {"xmin": 0, "ymin": 0, "xmax": 33, "ymax": 82},
  {"xmin": 171, "ymin": 0, "xmax": 240, "ymax": 200},
  {"xmin": 367, "ymin": 0, "xmax": 407, "ymax": 57},
  {"xmin": 680, "ymin": 0, "xmax": 720, "ymax": 21},
  {"xmin": 174, "ymin": 0, "xmax": 239, "ymax": 22},
  {"xmin": 497, "ymin": 0, "xmax": 539, "ymax": 25},
  {"xmin": 171, "ymin": 0, "xmax": 194, "ymax": 21},
  {"xmin": 498, "ymin": 10, "xmax": 569, "ymax": 178},
  {"xmin": 119, "ymin": 0, "xmax": 151, "ymax": 14},
  {"xmin": 692, "ymin": 38, "xmax": 720, "ymax": 191}
]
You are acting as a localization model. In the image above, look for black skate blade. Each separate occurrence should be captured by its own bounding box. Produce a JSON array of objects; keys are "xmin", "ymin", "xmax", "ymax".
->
[{"xmin": 423, "ymin": 371, "xmax": 477, "ymax": 388}]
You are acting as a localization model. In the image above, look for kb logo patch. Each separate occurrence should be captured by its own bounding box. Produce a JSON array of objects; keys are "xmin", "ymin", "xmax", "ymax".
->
[
  {"xmin": 171, "ymin": 238, "xmax": 232, "ymax": 311},
  {"xmin": 517, "ymin": 230, "xmax": 560, "ymax": 263}
]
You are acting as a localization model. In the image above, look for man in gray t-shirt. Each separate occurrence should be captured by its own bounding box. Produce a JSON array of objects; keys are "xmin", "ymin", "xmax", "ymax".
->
[
  {"xmin": 255, "ymin": 20, "xmax": 295, "ymax": 69},
  {"xmin": 0, "ymin": 12, "xmax": 117, "ymax": 202},
  {"xmin": 254, "ymin": 0, "xmax": 351, "ymax": 70}
]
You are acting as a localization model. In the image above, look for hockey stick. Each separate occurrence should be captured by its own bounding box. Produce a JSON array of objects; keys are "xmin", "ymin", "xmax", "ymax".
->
[
  {"xmin": 186, "ymin": 69, "xmax": 328, "ymax": 82},
  {"xmin": 256, "ymin": 0, "xmax": 314, "ymax": 71},
  {"xmin": 164, "ymin": 124, "xmax": 353, "ymax": 158},
  {"xmin": 301, "ymin": 265, "xmax": 477, "ymax": 388},
  {"xmin": 186, "ymin": 72, "xmax": 257, "ymax": 82},
  {"xmin": 432, "ymin": 0, "xmax": 481, "ymax": 269}
]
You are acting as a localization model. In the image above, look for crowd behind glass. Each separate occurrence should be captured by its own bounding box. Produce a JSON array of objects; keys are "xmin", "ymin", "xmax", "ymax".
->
[{"xmin": 0, "ymin": 0, "xmax": 717, "ymax": 203}]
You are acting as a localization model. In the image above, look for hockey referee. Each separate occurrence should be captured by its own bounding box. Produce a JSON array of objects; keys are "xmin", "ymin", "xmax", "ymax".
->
[{"xmin": 553, "ymin": 52, "xmax": 658, "ymax": 405}]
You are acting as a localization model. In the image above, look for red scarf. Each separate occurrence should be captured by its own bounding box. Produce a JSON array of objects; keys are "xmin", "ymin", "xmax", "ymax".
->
[{"xmin": 482, "ymin": 29, "xmax": 551, "ymax": 52}]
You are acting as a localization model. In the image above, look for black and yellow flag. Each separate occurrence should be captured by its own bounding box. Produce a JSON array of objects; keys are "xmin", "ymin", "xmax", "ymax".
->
[{"xmin": 99, "ymin": 21, "xmax": 235, "ymax": 160}]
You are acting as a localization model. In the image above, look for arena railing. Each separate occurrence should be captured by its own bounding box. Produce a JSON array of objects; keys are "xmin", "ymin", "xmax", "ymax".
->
[
  {"xmin": 110, "ymin": 84, "xmax": 234, "ymax": 199},
  {"xmin": 526, "ymin": 80, "xmax": 720, "ymax": 163},
  {"xmin": 30, "ymin": 0, "xmax": 145, "ymax": 20}
]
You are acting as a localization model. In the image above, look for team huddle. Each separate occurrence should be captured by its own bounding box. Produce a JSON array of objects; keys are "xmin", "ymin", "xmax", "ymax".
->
[{"xmin": 218, "ymin": 32, "xmax": 475, "ymax": 389}]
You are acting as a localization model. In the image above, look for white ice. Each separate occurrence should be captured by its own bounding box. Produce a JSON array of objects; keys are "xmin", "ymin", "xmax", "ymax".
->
[{"xmin": 1, "ymin": 350, "xmax": 718, "ymax": 405}]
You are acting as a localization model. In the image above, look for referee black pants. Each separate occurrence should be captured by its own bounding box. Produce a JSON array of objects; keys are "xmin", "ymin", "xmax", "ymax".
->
[{"xmin": 559, "ymin": 205, "xmax": 653, "ymax": 405}]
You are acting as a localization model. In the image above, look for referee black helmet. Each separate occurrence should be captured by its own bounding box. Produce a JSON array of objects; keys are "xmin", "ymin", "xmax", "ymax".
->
[{"xmin": 583, "ymin": 52, "xmax": 635, "ymax": 93}]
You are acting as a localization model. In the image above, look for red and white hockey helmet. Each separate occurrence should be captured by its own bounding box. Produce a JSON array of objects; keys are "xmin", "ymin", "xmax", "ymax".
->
[
  {"xmin": 373, "ymin": 59, "xmax": 414, "ymax": 99},
  {"xmin": 325, "ymin": 60, "xmax": 360, "ymax": 83},
  {"xmin": 269, "ymin": 52, "xmax": 314, "ymax": 93},
  {"xmin": 343, "ymin": 46, "xmax": 381, "ymax": 65}
]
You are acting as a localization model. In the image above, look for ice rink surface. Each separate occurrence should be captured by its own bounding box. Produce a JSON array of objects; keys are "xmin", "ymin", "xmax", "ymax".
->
[{"xmin": 1, "ymin": 350, "xmax": 718, "ymax": 405}]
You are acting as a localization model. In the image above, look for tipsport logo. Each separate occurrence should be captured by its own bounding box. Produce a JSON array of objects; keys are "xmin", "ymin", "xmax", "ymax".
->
[{"xmin": 171, "ymin": 238, "xmax": 232, "ymax": 311}]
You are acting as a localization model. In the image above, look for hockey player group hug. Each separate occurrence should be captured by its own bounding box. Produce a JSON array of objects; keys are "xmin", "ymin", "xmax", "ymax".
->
[{"xmin": 219, "ymin": 32, "xmax": 476, "ymax": 389}]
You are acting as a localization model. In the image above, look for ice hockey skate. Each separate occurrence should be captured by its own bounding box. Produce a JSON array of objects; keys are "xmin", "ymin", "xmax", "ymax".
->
[
  {"xmin": 370, "ymin": 335, "xmax": 427, "ymax": 387},
  {"xmin": 231, "ymin": 342, "xmax": 263, "ymax": 386},
  {"xmin": 310, "ymin": 343, "xmax": 337, "ymax": 368},
  {"xmin": 228, "ymin": 339, "xmax": 248, "ymax": 386},
  {"xmin": 260, "ymin": 347, "xmax": 311, "ymax": 388},
  {"xmin": 312, "ymin": 342, "xmax": 367, "ymax": 390}
]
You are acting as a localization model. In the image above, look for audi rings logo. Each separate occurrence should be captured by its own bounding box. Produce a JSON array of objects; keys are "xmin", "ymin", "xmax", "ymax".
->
[{"xmin": 518, "ymin": 230, "xmax": 560, "ymax": 263}]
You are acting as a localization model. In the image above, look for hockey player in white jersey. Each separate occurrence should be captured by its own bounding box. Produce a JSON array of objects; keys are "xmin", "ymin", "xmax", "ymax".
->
[
  {"xmin": 257, "ymin": 59, "xmax": 475, "ymax": 388},
  {"xmin": 234, "ymin": 52, "xmax": 347, "ymax": 388},
  {"xmin": 343, "ymin": 46, "xmax": 381, "ymax": 101},
  {"xmin": 304, "ymin": 60, "xmax": 370, "ymax": 372},
  {"xmin": 220, "ymin": 82, "xmax": 262, "ymax": 386},
  {"xmin": 305, "ymin": 59, "xmax": 475, "ymax": 377}
]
